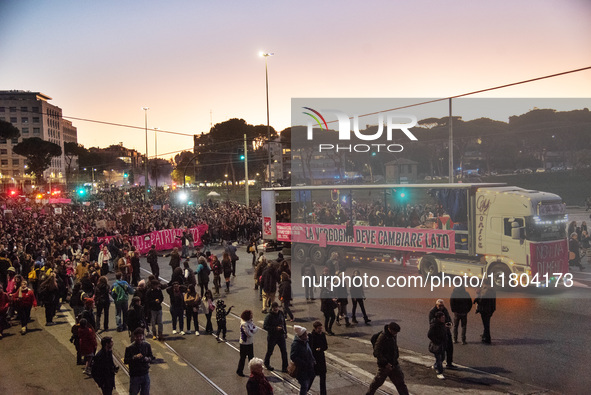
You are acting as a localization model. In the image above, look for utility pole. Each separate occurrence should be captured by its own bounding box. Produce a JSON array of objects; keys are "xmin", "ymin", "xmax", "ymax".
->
[{"xmin": 244, "ymin": 134, "xmax": 249, "ymax": 206}]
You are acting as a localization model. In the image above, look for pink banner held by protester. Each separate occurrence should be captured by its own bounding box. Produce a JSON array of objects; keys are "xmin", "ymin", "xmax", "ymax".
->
[{"xmin": 98, "ymin": 225, "xmax": 208, "ymax": 255}]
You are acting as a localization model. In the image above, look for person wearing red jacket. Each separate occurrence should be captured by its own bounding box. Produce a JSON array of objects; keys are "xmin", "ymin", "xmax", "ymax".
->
[
  {"xmin": 13, "ymin": 280, "xmax": 36, "ymax": 335},
  {"xmin": 78, "ymin": 318, "xmax": 97, "ymax": 375}
]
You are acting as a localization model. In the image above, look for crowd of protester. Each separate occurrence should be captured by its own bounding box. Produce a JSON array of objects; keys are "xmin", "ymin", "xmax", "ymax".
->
[{"xmin": 0, "ymin": 186, "xmax": 501, "ymax": 395}]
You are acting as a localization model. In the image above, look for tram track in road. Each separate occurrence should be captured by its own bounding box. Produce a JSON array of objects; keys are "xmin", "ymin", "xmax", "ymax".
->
[{"xmin": 141, "ymin": 266, "xmax": 388, "ymax": 394}]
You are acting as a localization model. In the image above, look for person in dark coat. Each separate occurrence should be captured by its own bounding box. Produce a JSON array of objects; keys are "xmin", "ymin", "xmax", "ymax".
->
[
  {"xmin": 94, "ymin": 276, "xmax": 111, "ymax": 332},
  {"xmin": 278, "ymin": 272, "xmax": 294, "ymax": 321},
  {"xmin": 124, "ymin": 328, "xmax": 154, "ymax": 395},
  {"xmin": 300, "ymin": 258, "xmax": 316, "ymax": 301},
  {"xmin": 319, "ymin": 268, "xmax": 337, "ymax": 336},
  {"xmin": 474, "ymin": 280, "xmax": 496, "ymax": 344},
  {"xmin": 569, "ymin": 232, "xmax": 584, "ymax": 271},
  {"xmin": 309, "ymin": 321, "xmax": 328, "ymax": 395},
  {"xmin": 126, "ymin": 296, "xmax": 146, "ymax": 337},
  {"xmin": 169, "ymin": 247, "xmax": 181, "ymax": 272},
  {"xmin": 92, "ymin": 336, "xmax": 118, "ymax": 395},
  {"xmin": 350, "ymin": 269, "xmax": 371, "ymax": 325},
  {"xmin": 146, "ymin": 245, "xmax": 159, "ymax": 278},
  {"xmin": 260, "ymin": 263, "xmax": 279, "ymax": 313},
  {"xmin": 428, "ymin": 311, "xmax": 447, "ymax": 380},
  {"xmin": 428, "ymin": 299, "xmax": 454, "ymax": 368},
  {"xmin": 290, "ymin": 325, "xmax": 316, "ymax": 395},
  {"xmin": 130, "ymin": 249, "xmax": 141, "ymax": 287},
  {"xmin": 450, "ymin": 285, "xmax": 472, "ymax": 344},
  {"xmin": 263, "ymin": 302, "xmax": 288, "ymax": 372},
  {"xmin": 367, "ymin": 322, "xmax": 409, "ymax": 395}
]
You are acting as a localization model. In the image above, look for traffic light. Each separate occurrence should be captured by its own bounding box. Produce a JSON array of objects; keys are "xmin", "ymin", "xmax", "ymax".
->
[
  {"xmin": 240, "ymin": 154, "xmax": 245, "ymax": 160},
  {"xmin": 9, "ymin": 190, "xmax": 16, "ymax": 197},
  {"xmin": 123, "ymin": 172, "xmax": 129, "ymax": 178},
  {"xmin": 78, "ymin": 188, "xmax": 86, "ymax": 196}
]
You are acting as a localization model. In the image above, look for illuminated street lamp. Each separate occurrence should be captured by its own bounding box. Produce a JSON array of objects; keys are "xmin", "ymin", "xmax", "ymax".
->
[
  {"xmin": 142, "ymin": 107, "xmax": 150, "ymax": 199},
  {"xmin": 260, "ymin": 51, "xmax": 274, "ymax": 187}
]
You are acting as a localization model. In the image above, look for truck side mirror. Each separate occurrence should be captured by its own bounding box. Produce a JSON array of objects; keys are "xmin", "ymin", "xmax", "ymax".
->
[{"xmin": 511, "ymin": 221, "xmax": 523, "ymax": 240}]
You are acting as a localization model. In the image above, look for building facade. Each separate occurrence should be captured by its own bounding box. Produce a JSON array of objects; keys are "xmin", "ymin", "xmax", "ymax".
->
[{"xmin": 0, "ymin": 90, "xmax": 76, "ymax": 191}]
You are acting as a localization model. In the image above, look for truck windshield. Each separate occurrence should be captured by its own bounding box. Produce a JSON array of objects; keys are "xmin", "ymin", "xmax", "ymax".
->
[{"xmin": 524, "ymin": 215, "xmax": 567, "ymax": 242}]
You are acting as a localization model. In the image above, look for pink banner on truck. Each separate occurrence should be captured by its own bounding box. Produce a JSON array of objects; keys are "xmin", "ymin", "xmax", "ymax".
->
[
  {"xmin": 99, "ymin": 225, "xmax": 208, "ymax": 255},
  {"xmin": 277, "ymin": 223, "xmax": 456, "ymax": 254}
]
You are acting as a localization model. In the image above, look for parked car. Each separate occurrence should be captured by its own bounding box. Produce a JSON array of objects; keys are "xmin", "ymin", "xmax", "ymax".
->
[{"xmin": 535, "ymin": 168, "xmax": 546, "ymax": 173}]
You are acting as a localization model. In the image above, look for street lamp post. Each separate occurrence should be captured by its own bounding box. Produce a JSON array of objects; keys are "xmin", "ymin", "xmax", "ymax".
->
[
  {"xmin": 142, "ymin": 107, "xmax": 150, "ymax": 199},
  {"xmin": 260, "ymin": 51, "xmax": 274, "ymax": 187}
]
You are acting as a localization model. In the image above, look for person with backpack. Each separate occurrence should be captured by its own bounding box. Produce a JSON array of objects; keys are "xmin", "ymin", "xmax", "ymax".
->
[
  {"xmin": 367, "ymin": 322, "xmax": 409, "ymax": 395},
  {"xmin": 183, "ymin": 259, "xmax": 197, "ymax": 287},
  {"xmin": 111, "ymin": 272, "xmax": 134, "ymax": 332},
  {"xmin": 196, "ymin": 256, "xmax": 210, "ymax": 296}
]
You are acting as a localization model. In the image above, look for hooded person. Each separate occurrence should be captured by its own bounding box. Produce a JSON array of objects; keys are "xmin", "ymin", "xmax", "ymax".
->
[
  {"xmin": 290, "ymin": 325, "xmax": 316, "ymax": 395},
  {"xmin": 367, "ymin": 322, "xmax": 409, "ymax": 395}
]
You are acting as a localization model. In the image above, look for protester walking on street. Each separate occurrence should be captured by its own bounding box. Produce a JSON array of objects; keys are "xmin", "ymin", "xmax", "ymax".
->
[
  {"xmin": 474, "ymin": 279, "xmax": 496, "ymax": 344},
  {"xmin": 450, "ymin": 285, "xmax": 472, "ymax": 344},
  {"xmin": 184, "ymin": 284, "xmax": 201, "ymax": 335},
  {"xmin": 263, "ymin": 302, "xmax": 288, "ymax": 372},
  {"xmin": 146, "ymin": 280, "xmax": 164, "ymax": 341},
  {"xmin": 78, "ymin": 317, "xmax": 97, "ymax": 376},
  {"xmin": 309, "ymin": 321, "xmax": 328, "ymax": 395},
  {"xmin": 221, "ymin": 252, "xmax": 233, "ymax": 293},
  {"xmin": 203, "ymin": 289, "xmax": 215, "ymax": 334},
  {"xmin": 350, "ymin": 269, "xmax": 371, "ymax": 325},
  {"xmin": 14, "ymin": 280, "xmax": 36, "ymax": 335},
  {"xmin": 428, "ymin": 299, "xmax": 455, "ymax": 368},
  {"xmin": 111, "ymin": 272, "xmax": 133, "ymax": 332},
  {"xmin": 38, "ymin": 273, "xmax": 59, "ymax": 325},
  {"xmin": 278, "ymin": 272, "xmax": 294, "ymax": 322},
  {"xmin": 166, "ymin": 281, "xmax": 187, "ymax": 335},
  {"xmin": 290, "ymin": 325, "xmax": 316, "ymax": 395},
  {"xmin": 94, "ymin": 276, "xmax": 111, "ymax": 332},
  {"xmin": 301, "ymin": 258, "xmax": 316, "ymax": 301},
  {"xmin": 428, "ymin": 311, "xmax": 448, "ymax": 380},
  {"xmin": 367, "ymin": 322, "xmax": 409, "ymax": 394},
  {"xmin": 147, "ymin": 245, "xmax": 159, "ymax": 278},
  {"xmin": 237, "ymin": 309, "xmax": 259, "ymax": 377},
  {"xmin": 91, "ymin": 336, "xmax": 119, "ymax": 395},
  {"xmin": 196, "ymin": 256, "xmax": 210, "ymax": 296},
  {"xmin": 124, "ymin": 328, "xmax": 154, "ymax": 395}
]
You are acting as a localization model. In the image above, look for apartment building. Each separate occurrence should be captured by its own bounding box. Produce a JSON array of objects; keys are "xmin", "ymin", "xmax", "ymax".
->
[{"xmin": 0, "ymin": 90, "xmax": 76, "ymax": 190}]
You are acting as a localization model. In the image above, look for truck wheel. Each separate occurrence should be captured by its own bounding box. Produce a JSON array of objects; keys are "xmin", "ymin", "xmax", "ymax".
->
[
  {"xmin": 489, "ymin": 264, "xmax": 511, "ymax": 289},
  {"xmin": 292, "ymin": 244, "xmax": 309, "ymax": 263},
  {"xmin": 420, "ymin": 256, "xmax": 438, "ymax": 277},
  {"xmin": 310, "ymin": 245, "xmax": 327, "ymax": 266}
]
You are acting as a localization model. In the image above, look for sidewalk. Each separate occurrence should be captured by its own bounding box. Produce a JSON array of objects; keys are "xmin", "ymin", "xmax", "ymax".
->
[{"xmin": 0, "ymin": 306, "xmax": 102, "ymax": 395}]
